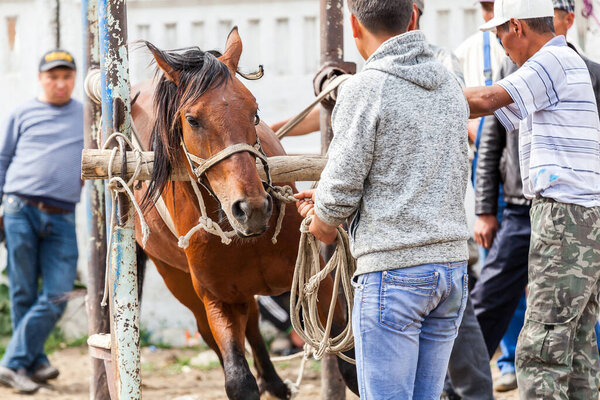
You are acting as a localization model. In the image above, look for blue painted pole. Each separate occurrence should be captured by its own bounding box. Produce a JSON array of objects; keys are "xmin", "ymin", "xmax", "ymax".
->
[
  {"xmin": 98, "ymin": 0, "xmax": 141, "ymax": 398},
  {"xmin": 82, "ymin": 0, "xmax": 111, "ymax": 398}
]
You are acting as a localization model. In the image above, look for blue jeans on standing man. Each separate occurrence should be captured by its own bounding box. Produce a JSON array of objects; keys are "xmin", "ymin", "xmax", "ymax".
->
[
  {"xmin": 352, "ymin": 261, "xmax": 468, "ymax": 399},
  {"xmin": 0, "ymin": 194, "xmax": 78, "ymax": 372}
]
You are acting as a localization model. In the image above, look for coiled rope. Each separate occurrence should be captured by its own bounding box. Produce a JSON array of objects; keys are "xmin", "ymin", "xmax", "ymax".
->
[{"xmin": 290, "ymin": 216, "xmax": 356, "ymax": 364}]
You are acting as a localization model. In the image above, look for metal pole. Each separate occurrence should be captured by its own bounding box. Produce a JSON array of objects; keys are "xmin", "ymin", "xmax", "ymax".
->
[
  {"xmin": 319, "ymin": 1, "xmax": 347, "ymax": 399},
  {"xmin": 319, "ymin": 0, "xmax": 344, "ymax": 155},
  {"xmin": 82, "ymin": 0, "xmax": 110, "ymax": 398},
  {"xmin": 98, "ymin": 0, "xmax": 141, "ymax": 399}
]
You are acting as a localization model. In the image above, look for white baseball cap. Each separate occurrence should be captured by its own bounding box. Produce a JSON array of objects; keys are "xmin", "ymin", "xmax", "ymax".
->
[{"xmin": 480, "ymin": 0, "xmax": 554, "ymax": 31}]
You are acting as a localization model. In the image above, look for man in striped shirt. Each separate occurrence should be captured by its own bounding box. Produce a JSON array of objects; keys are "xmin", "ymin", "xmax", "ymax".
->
[{"xmin": 464, "ymin": 0, "xmax": 600, "ymax": 398}]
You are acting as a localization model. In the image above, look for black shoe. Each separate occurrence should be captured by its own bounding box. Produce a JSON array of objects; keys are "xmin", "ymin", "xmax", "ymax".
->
[
  {"xmin": 31, "ymin": 363, "xmax": 59, "ymax": 383},
  {"xmin": 440, "ymin": 391, "xmax": 462, "ymax": 400},
  {"xmin": 0, "ymin": 366, "xmax": 40, "ymax": 393}
]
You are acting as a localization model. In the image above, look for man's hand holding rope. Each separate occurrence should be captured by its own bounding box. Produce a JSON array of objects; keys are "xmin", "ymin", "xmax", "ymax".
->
[{"xmin": 294, "ymin": 189, "xmax": 337, "ymax": 244}]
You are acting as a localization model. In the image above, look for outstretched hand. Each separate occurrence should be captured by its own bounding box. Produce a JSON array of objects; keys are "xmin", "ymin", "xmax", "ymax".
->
[{"xmin": 293, "ymin": 189, "xmax": 337, "ymax": 244}]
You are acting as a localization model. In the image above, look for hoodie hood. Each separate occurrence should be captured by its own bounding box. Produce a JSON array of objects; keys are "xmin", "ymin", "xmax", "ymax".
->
[{"xmin": 364, "ymin": 30, "xmax": 447, "ymax": 90}]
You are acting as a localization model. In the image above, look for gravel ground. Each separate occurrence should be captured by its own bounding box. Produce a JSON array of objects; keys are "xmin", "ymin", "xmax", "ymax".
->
[{"xmin": 0, "ymin": 345, "xmax": 525, "ymax": 399}]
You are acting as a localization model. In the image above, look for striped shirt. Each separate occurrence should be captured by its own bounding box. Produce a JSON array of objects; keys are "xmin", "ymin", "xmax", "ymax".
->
[
  {"xmin": 495, "ymin": 35, "xmax": 600, "ymax": 208},
  {"xmin": 0, "ymin": 98, "xmax": 84, "ymax": 208}
]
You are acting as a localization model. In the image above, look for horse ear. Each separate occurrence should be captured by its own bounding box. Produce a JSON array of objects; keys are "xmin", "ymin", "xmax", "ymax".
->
[
  {"xmin": 146, "ymin": 41, "xmax": 180, "ymax": 85},
  {"xmin": 220, "ymin": 26, "xmax": 242, "ymax": 73}
]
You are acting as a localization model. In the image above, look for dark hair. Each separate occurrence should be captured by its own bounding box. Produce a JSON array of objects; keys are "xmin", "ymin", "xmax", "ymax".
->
[
  {"xmin": 499, "ymin": 16, "xmax": 555, "ymax": 34},
  {"xmin": 347, "ymin": 0, "xmax": 414, "ymax": 35},
  {"xmin": 523, "ymin": 17, "xmax": 555, "ymax": 33},
  {"xmin": 142, "ymin": 42, "xmax": 230, "ymax": 208}
]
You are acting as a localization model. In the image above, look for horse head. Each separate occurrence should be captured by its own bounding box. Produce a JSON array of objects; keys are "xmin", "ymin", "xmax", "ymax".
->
[{"xmin": 144, "ymin": 28, "xmax": 273, "ymax": 238}]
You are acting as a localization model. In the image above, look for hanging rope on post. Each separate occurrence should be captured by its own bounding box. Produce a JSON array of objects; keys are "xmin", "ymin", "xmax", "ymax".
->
[{"xmin": 100, "ymin": 132, "xmax": 151, "ymax": 307}]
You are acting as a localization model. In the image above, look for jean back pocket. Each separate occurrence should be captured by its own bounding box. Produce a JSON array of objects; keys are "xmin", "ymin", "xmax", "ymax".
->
[{"xmin": 379, "ymin": 269, "xmax": 439, "ymax": 332}]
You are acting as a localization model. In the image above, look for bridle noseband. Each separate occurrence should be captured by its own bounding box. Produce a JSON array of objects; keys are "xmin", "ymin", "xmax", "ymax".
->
[{"xmin": 179, "ymin": 128, "xmax": 274, "ymax": 208}]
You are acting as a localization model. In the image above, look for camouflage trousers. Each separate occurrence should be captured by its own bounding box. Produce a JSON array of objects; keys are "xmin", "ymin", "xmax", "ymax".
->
[{"xmin": 516, "ymin": 198, "xmax": 600, "ymax": 399}]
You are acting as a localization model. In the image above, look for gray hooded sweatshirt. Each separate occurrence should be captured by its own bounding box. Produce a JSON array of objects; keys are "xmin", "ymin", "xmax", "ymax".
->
[{"xmin": 314, "ymin": 31, "xmax": 470, "ymax": 276}]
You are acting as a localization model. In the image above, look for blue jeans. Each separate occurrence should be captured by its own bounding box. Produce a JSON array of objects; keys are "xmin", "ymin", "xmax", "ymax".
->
[
  {"xmin": 497, "ymin": 292, "xmax": 526, "ymax": 375},
  {"xmin": 1, "ymin": 194, "xmax": 78, "ymax": 371},
  {"xmin": 352, "ymin": 261, "xmax": 468, "ymax": 399}
]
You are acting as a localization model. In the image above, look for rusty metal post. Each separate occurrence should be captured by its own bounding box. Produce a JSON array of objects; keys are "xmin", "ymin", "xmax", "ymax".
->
[
  {"xmin": 319, "ymin": 1, "xmax": 347, "ymax": 399},
  {"xmin": 319, "ymin": 0, "xmax": 344, "ymax": 155},
  {"xmin": 98, "ymin": 0, "xmax": 141, "ymax": 399},
  {"xmin": 82, "ymin": 1, "xmax": 110, "ymax": 399}
]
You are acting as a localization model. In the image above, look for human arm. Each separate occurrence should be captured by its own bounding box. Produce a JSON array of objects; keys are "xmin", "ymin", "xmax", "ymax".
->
[
  {"xmin": 0, "ymin": 112, "xmax": 20, "ymax": 205},
  {"xmin": 463, "ymin": 84, "xmax": 513, "ymax": 119},
  {"xmin": 312, "ymin": 76, "xmax": 379, "ymax": 236},
  {"xmin": 270, "ymin": 107, "xmax": 321, "ymax": 137},
  {"xmin": 0, "ymin": 112, "xmax": 20, "ymax": 233}
]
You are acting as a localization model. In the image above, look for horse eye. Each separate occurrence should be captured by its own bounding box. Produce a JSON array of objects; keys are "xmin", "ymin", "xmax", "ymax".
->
[
  {"xmin": 254, "ymin": 113, "xmax": 260, "ymax": 126},
  {"xmin": 186, "ymin": 116, "xmax": 200, "ymax": 128}
]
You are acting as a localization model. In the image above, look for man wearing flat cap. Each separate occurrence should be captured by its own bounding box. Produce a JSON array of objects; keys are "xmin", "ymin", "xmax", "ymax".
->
[{"xmin": 0, "ymin": 49, "xmax": 83, "ymax": 393}]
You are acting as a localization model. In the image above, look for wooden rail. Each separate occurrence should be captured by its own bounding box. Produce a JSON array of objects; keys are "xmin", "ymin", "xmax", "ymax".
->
[{"xmin": 82, "ymin": 149, "xmax": 327, "ymax": 182}]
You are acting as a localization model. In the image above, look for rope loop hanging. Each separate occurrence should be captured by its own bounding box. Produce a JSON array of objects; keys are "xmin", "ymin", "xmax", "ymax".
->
[
  {"xmin": 290, "ymin": 215, "xmax": 357, "ymax": 365},
  {"xmin": 100, "ymin": 131, "xmax": 151, "ymax": 307}
]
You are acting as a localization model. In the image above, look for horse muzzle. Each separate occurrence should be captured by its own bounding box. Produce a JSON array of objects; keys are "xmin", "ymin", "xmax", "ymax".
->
[{"xmin": 230, "ymin": 194, "xmax": 273, "ymax": 236}]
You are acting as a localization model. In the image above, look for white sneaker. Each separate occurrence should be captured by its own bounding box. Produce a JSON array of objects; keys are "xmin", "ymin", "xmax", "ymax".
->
[
  {"xmin": 494, "ymin": 372, "xmax": 517, "ymax": 392},
  {"xmin": 0, "ymin": 366, "xmax": 40, "ymax": 393}
]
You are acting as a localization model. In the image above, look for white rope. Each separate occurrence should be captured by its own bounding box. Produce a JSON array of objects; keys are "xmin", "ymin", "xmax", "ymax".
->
[
  {"xmin": 100, "ymin": 132, "xmax": 151, "ymax": 307},
  {"xmin": 268, "ymin": 185, "xmax": 296, "ymax": 244},
  {"xmin": 84, "ymin": 68, "xmax": 102, "ymax": 105},
  {"xmin": 290, "ymin": 216, "xmax": 356, "ymax": 364}
]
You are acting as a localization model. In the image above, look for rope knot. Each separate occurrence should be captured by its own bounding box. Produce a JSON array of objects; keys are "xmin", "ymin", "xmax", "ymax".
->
[
  {"xmin": 199, "ymin": 216, "xmax": 214, "ymax": 230},
  {"xmin": 299, "ymin": 216, "xmax": 312, "ymax": 234},
  {"xmin": 178, "ymin": 236, "xmax": 190, "ymax": 249}
]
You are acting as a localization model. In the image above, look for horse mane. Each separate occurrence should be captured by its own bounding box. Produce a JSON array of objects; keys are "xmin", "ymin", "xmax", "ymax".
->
[{"xmin": 142, "ymin": 42, "xmax": 230, "ymax": 209}]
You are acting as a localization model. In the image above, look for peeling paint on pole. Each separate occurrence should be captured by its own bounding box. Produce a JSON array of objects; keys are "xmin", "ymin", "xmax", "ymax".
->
[
  {"xmin": 83, "ymin": 0, "xmax": 110, "ymax": 398},
  {"xmin": 110, "ymin": 227, "xmax": 140, "ymax": 399},
  {"xmin": 98, "ymin": 0, "xmax": 141, "ymax": 399}
]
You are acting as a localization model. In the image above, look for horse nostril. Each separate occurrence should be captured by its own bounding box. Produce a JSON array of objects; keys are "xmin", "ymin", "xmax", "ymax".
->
[
  {"xmin": 265, "ymin": 196, "xmax": 273, "ymax": 216},
  {"xmin": 231, "ymin": 200, "xmax": 250, "ymax": 223}
]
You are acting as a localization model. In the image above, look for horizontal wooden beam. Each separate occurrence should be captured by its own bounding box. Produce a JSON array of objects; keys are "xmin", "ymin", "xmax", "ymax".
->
[{"xmin": 81, "ymin": 149, "xmax": 327, "ymax": 183}]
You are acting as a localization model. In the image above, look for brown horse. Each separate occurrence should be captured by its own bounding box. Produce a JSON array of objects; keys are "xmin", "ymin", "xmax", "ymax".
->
[{"xmin": 130, "ymin": 28, "xmax": 357, "ymax": 399}]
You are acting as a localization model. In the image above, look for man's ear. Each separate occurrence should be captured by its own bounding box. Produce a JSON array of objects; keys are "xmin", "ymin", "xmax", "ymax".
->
[
  {"xmin": 407, "ymin": 4, "xmax": 419, "ymax": 32},
  {"xmin": 511, "ymin": 18, "xmax": 523, "ymax": 37},
  {"xmin": 350, "ymin": 13, "xmax": 361, "ymax": 39},
  {"xmin": 146, "ymin": 41, "xmax": 180, "ymax": 85},
  {"xmin": 566, "ymin": 11, "xmax": 575, "ymax": 31}
]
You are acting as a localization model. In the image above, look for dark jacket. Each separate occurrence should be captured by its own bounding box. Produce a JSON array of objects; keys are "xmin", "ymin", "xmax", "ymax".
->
[{"xmin": 475, "ymin": 46, "xmax": 600, "ymax": 215}]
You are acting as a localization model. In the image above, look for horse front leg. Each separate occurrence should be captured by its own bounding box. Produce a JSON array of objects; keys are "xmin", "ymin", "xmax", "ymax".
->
[
  {"xmin": 201, "ymin": 292, "xmax": 259, "ymax": 400},
  {"xmin": 246, "ymin": 298, "xmax": 291, "ymax": 399}
]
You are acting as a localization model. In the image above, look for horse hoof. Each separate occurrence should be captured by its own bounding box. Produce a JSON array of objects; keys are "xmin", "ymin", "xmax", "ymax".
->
[{"xmin": 258, "ymin": 377, "xmax": 292, "ymax": 400}]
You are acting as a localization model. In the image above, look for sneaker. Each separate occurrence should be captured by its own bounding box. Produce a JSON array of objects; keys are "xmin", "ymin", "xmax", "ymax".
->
[
  {"xmin": 31, "ymin": 363, "xmax": 59, "ymax": 383},
  {"xmin": 494, "ymin": 372, "xmax": 517, "ymax": 392},
  {"xmin": 0, "ymin": 366, "xmax": 40, "ymax": 393}
]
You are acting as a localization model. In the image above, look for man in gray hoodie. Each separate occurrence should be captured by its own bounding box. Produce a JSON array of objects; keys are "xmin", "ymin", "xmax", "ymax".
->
[{"xmin": 295, "ymin": 0, "xmax": 470, "ymax": 397}]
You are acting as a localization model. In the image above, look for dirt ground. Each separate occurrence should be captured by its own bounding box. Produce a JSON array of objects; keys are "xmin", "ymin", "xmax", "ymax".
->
[
  {"xmin": 0, "ymin": 346, "xmax": 518, "ymax": 400},
  {"xmin": 7, "ymin": 342, "xmax": 600, "ymax": 400}
]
